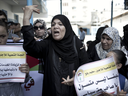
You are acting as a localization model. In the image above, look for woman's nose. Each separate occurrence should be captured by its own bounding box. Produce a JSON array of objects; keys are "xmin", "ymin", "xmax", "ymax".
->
[
  {"xmin": 54, "ymin": 24, "xmax": 59, "ymax": 28},
  {"xmin": 103, "ymin": 39, "xmax": 107, "ymax": 43},
  {"xmin": 38, "ymin": 27, "xmax": 40, "ymax": 30}
]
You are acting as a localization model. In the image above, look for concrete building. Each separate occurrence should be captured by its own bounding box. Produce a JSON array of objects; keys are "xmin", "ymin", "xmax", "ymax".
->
[
  {"xmin": 57, "ymin": 0, "xmax": 97, "ymax": 46},
  {"xmin": 1, "ymin": 0, "xmax": 127, "ymax": 46},
  {"xmin": 93, "ymin": 0, "xmax": 128, "ymax": 37},
  {"xmin": 0, "ymin": 0, "xmax": 48, "ymax": 25},
  {"xmin": 100, "ymin": 1, "xmax": 128, "ymax": 37}
]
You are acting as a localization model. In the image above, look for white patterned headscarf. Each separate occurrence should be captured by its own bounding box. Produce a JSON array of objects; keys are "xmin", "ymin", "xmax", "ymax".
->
[
  {"xmin": 95, "ymin": 27, "xmax": 121, "ymax": 59},
  {"xmin": 33, "ymin": 19, "xmax": 48, "ymax": 39}
]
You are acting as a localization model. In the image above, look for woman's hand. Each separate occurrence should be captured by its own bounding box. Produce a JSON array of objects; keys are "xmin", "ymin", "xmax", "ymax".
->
[
  {"xmin": 19, "ymin": 63, "xmax": 29, "ymax": 74},
  {"xmin": 99, "ymin": 87, "xmax": 126, "ymax": 96},
  {"xmin": 116, "ymin": 87, "xmax": 126, "ymax": 96},
  {"xmin": 61, "ymin": 70, "xmax": 75, "ymax": 86},
  {"xmin": 12, "ymin": 37, "xmax": 21, "ymax": 43},
  {"xmin": 34, "ymin": 37, "xmax": 40, "ymax": 41},
  {"xmin": 22, "ymin": 5, "xmax": 40, "ymax": 25}
]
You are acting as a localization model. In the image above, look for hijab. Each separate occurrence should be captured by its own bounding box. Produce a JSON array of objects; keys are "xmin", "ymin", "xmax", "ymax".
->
[
  {"xmin": 33, "ymin": 19, "xmax": 48, "ymax": 39},
  {"xmin": 122, "ymin": 24, "xmax": 128, "ymax": 50},
  {"xmin": 51, "ymin": 14, "xmax": 78, "ymax": 64},
  {"xmin": 95, "ymin": 27, "xmax": 121, "ymax": 59},
  {"xmin": 87, "ymin": 27, "xmax": 106, "ymax": 54},
  {"xmin": 95, "ymin": 27, "xmax": 106, "ymax": 43}
]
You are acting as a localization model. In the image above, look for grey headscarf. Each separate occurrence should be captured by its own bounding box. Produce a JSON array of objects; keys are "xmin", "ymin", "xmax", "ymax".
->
[
  {"xmin": 33, "ymin": 19, "xmax": 48, "ymax": 39},
  {"xmin": 95, "ymin": 27, "xmax": 121, "ymax": 59}
]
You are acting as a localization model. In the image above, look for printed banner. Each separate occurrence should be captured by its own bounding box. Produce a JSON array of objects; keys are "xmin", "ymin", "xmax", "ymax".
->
[
  {"xmin": 0, "ymin": 45, "xmax": 26, "ymax": 83},
  {"xmin": 6, "ymin": 41, "xmax": 43, "ymax": 96},
  {"xmin": 21, "ymin": 55, "xmax": 43, "ymax": 96},
  {"xmin": 74, "ymin": 57, "xmax": 120, "ymax": 96}
]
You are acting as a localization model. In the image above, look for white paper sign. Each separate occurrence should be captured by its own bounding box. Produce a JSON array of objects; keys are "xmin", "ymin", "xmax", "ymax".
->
[
  {"xmin": 0, "ymin": 45, "xmax": 26, "ymax": 83},
  {"xmin": 74, "ymin": 57, "xmax": 120, "ymax": 96}
]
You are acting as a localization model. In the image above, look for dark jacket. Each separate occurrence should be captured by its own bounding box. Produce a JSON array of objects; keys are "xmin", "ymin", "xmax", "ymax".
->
[
  {"xmin": 21, "ymin": 25, "xmax": 90, "ymax": 96},
  {"xmin": 89, "ymin": 47, "xmax": 100, "ymax": 62},
  {"xmin": 87, "ymin": 27, "xmax": 106, "ymax": 55}
]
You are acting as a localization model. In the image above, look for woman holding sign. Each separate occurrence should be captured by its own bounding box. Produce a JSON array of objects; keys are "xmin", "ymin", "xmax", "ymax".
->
[
  {"xmin": 89, "ymin": 27, "xmax": 127, "ymax": 62},
  {"xmin": 0, "ymin": 20, "xmax": 30, "ymax": 96},
  {"xmin": 22, "ymin": 5, "xmax": 90, "ymax": 96}
]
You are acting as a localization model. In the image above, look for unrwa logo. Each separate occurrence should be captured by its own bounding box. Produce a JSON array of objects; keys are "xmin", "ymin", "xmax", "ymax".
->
[{"xmin": 77, "ymin": 69, "xmax": 84, "ymax": 82}]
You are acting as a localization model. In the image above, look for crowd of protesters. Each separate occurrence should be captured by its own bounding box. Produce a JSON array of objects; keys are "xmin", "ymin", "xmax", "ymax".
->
[{"xmin": 1, "ymin": 4, "xmax": 128, "ymax": 96}]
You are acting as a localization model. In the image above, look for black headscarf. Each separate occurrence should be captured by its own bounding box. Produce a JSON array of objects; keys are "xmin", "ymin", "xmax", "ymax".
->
[
  {"xmin": 122, "ymin": 24, "xmax": 128, "ymax": 50},
  {"xmin": 95, "ymin": 27, "xmax": 106, "ymax": 43},
  {"xmin": 51, "ymin": 14, "xmax": 77, "ymax": 64},
  {"xmin": 87, "ymin": 27, "xmax": 106, "ymax": 54}
]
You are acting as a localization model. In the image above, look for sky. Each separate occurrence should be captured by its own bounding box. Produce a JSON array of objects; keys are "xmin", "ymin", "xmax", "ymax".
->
[
  {"xmin": 46, "ymin": 0, "xmax": 60, "ymax": 16},
  {"xmin": 88, "ymin": 0, "xmax": 124, "ymax": 12},
  {"xmin": 46, "ymin": 0, "xmax": 124, "ymax": 16},
  {"xmin": 43, "ymin": 0, "xmax": 125, "ymax": 24}
]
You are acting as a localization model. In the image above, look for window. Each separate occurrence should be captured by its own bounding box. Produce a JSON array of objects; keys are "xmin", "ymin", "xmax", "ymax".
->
[
  {"xmin": 83, "ymin": 0, "xmax": 87, "ymax": 2},
  {"xmin": 63, "ymin": 3, "xmax": 68, "ymax": 6},
  {"xmin": 83, "ymin": 6, "xmax": 87, "ymax": 9},
  {"xmin": 72, "ymin": 7, "xmax": 76, "ymax": 9},
  {"xmin": 63, "ymin": 12, "xmax": 68, "ymax": 15},
  {"xmin": 72, "ymin": 16, "xmax": 76, "ymax": 18},
  {"xmin": 124, "ymin": 0, "xmax": 128, "ymax": 10},
  {"xmin": 14, "ymin": 14, "xmax": 19, "ymax": 23}
]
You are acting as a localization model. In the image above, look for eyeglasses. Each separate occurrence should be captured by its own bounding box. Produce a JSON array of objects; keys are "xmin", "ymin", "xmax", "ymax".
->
[{"xmin": 34, "ymin": 25, "xmax": 44, "ymax": 30}]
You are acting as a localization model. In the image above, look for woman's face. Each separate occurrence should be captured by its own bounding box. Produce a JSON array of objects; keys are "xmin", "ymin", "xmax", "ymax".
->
[
  {"xmin": 0, "ymin": 26, "xmax": 8, "ymax": 45},
  {"xmin": 51, "ymin": 19, "xmax": 66, "ymax": 41},
  {"xmin": 101, "ymin": 34, "xmax": 113, "ymax": 50},
  {"xmin": 34, "ymin": 22, "xmax": 45, "ymax": 37}
]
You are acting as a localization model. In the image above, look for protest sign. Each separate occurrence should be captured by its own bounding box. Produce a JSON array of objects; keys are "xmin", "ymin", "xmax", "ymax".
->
[
  {"xmin": 6, "ymin": 40, "xmax": 43, "ymax": 96},
  {"xmin": 74, "ymin": 56, "xmax": 120, "ymax": 96},
  {"xmin": 21, "ymin": 55, "xmax": 43, "ymax": 96},
  {"xmin": 0, "ymin": 45, "xmax": 26, "ymax": 83}
]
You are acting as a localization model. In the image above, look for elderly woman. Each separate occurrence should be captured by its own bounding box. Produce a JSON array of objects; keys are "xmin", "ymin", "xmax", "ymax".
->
[
  {"xmin": 89, "ymin": 27, "xmax": 126, "ymax": 61},
  {"xmin": 0, "ymin": 20, "xmax": 29, "ymax": 96},
  {"xmin": 33, "ymin": 19, "xmax": 48, "ymax": 41},
  {"xmin": 22, "ymin": 5, "xmax": 90, "ymax": 96}
]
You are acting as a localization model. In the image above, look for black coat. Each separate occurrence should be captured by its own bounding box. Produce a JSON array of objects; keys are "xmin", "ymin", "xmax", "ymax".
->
[
  {"xmin": 89, "ymin": 47, "xmax": 100, "ymax": 62},
  {"xmin": 87, "ymin": 27, "xmax": 106, "ymax": 55},
  {"xmin": 22, "ymin": 25, "xmax": 90, "ymax": 96}
]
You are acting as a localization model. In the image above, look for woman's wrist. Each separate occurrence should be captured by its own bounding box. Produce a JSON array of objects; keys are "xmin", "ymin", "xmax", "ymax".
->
[{"xmin": 23, "ymin": 18, "xmax": 30, "ymax": 26}]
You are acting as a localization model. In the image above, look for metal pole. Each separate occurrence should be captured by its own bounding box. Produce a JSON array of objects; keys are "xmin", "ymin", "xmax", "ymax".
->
[
  {"xmin": 111, "ymin": 0, "xmax": 113, "ymax": 27},
  {"xmin": 27, "ymin": 0, "xmax": 33, "ymax": 24},
  {"xmin": 60, "ymin": 0, "xmax": 62, "ymax": 14}
]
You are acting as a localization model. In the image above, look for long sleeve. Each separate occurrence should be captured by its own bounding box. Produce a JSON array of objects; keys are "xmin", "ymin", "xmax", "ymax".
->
[
  {"xmin": 79, "ymin": 44, "xmax": 90, "ymax": 65},
  {"xmin": 21, "ymin": 25, "xmax": 48, "ymax": 59},
  {"xmin": 75, "ymin": 36, "xmax": 90, "ymax": 65},
  {"xmin": 124, "ymin": 79, "xmax": 128, "ymax": 93}
]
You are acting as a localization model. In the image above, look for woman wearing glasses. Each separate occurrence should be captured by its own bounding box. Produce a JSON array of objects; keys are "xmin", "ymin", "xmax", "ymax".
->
[{"xmin": 33, "ymin": 19, "xmax": 48, "ymax": 41}]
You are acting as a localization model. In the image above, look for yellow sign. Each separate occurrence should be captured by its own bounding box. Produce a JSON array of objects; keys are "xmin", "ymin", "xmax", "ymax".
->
[
  {"xmin": 84, "ymin": 62, "xmax": 116, "ymax": 78},
  {"xmin": 0, "ymin": 51, "xmax": 26, "ymax": 58}
]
